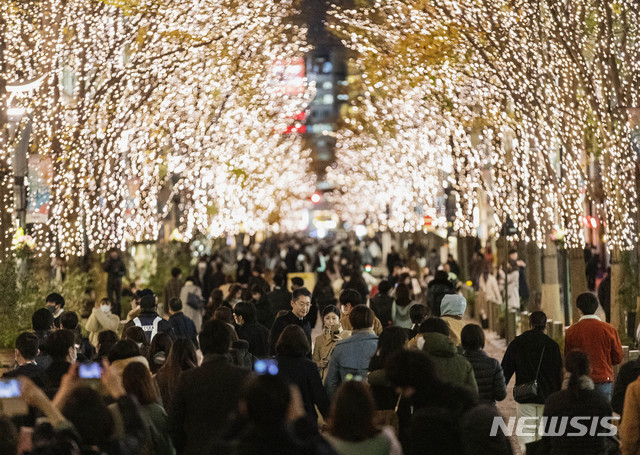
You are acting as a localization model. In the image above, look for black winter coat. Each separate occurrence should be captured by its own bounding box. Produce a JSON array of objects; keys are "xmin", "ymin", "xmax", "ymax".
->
[
  {"xmin": 236, "ymin": 322, "xmax": 269, "ymax": 358},
  {"xmin": 463, "ymin": 350, "xmax": 506, "ymax": 405},
  {"xmin": 612, "ymin": 358, "xmax": 640, "ymax": 416},
  {"xmin": 370, "ymin": 293, "xmax": 394, "ymax": 328},
  {"xmin": 169, "ymin": 312, "xmax": 199, "ymax": 348},
  {"xmin": 276, "ymin": 354, "xmax": 330, "ymax": 419}
]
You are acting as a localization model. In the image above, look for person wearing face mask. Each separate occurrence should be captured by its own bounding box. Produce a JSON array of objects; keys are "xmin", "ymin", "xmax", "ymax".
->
[
  {"xmin": 313, "ymin": 305, "xmax": 351, "ymax": 382},
  {"xmin": 34, "ymin": 329, "xmax": 77, "ymax": 398},
  {"xmin": 86, "ymin": 298, "xmax": 121, "ymax": 348},
  {"xmin": 45, "ymin": 292, "xmax": 65, "ymax": 328}
]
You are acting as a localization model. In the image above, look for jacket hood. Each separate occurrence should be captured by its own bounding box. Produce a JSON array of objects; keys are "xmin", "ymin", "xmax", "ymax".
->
[
  {"xmin": 423, "ymin": 332, "xmax": 456, "ymax": 357},
  {"xmin": 440, "ymin": 294, "xmax": 466, "ymax": 316}
]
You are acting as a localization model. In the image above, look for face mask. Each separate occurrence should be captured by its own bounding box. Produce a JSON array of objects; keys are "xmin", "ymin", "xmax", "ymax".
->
[
  {"xmin": 417, "ymin": 336, "xmax": 426, "ymax": 350},
  {"xmin": 340, "ymin": 306, "xmax": 349, "ymax": 315},
  {"xmin": 47, "ymin": 305, "xmax": 56, "ymax": 314},
  {"xmin": 100, "ymin": 305, "xmax": 111, "ymax": 313}
]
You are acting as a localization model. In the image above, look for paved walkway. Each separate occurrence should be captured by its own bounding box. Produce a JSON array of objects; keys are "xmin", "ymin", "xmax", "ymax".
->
[{"xmin": 484, "ymin": 330, "xmax": 522, "ymax": 455}]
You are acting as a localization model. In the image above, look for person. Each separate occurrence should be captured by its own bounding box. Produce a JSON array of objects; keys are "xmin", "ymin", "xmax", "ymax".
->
[
  {"xmin": 536, "ymin": 350, "xmax": 615, "ymax": 455},
  {"xmin": 408, "ymin": 304, "xmax": 428, "ymax": 339},
  {"xmin": 224, "ymin": 283, "xmax": 243, "ymax": 308},
  {"xmin": 2, "ymin": 332, "xmax": 44, "ymax": 380},
  {"xmin": 391, "ymin": 282, "xmax": 415, "ymax": 329},
  {"xmin": 342, "ymin": 268, "xmax": 370, "ymax": 302},
  {"xmin": 247, "ymin": 265, "xmax": 270, "ymax": 294},
  {"xmin": 45, "ymin": 292, "xmax": 66, "ymax": 328},
  {"xmin": 447, "ymin": 254, "xmax": 460, "ymax": 277},
  {"xmin": 503, "ymin": 250, "xmax": 521, "ymax": 311},
  {"xmin": 460, "ymin": 404, "xmax": 514, "ymax": 455},
  {"xmin": 461, "ymin": 324, "xmax": 506, "ymax": 406},
  {"xmin": 108, "ymin": 339, "xmax": 151, "ymax": 378},
  {"xmin": 440, "ymin": 294, "xmax": 467, "ymax": 346},
  {"xmin": 291, "ymin": 276, "xmax": 305, "ymax": 292},
  {"xmin": 148, "ymin": 332, "xmax": 173, "ymax": 374},
  {"xmin": 613, "ymin": 353, "xmax": 640, "ymax": 417},
  {"xmin": 154, "ymin": 338, "xmax": 197, "ymax": 412},
  {"xmin": 426, "ymin": 270, "xmax": 455, "ymax": 317},
  {"xmin": 103, "ymin": 248, "xmax": 127, "ymax": 317},
  {"xmin": 325, "ymin": 381, "xmax": 403, "ymax": 455},
  {"xmin": 192, "ymin": 257, "xmax": 212, "ymax": 302},
  {"xmin": 122, "ymin": 361, "xmax": 175, "ymax": 455},
  {"xmin": 164, "ymin": 267, "xmax": 185, "ymax": 316},
  {"xmin": 0, "ymin": 416, "xmax": 17, "ymax": 455},
  {"xmin": 32, "ymin": 307, "xmax": 54, "ymax": 369},
  {"xmin": 312, "ymin": 270, "xmax": 337, "ymax": 321},
  {"xmin": 265, "ymin": 273, "xmax": 293, "ymax": 328},
  {"xmin": 619, "ymin": 375, "xmax": 640, "ymax": 455},
  {"xmin": 275, "ymin": 325, "xmax": 330, "ymax": 420},
  {"xmin": 598, "ymin": 267, "xmax": 611, "ymax": 323},
  {"xmin": 370, "ymin": 280, "xmax": 395, "ymax": 328},
  {"xmin": 338, "ymin": 289, "xmax": 383, "ymax": 335},
  {"xmin": 35, "ymin": 329, "xmax": 77, "ymax": 397},
  {"xmin": 385, "ymin": 350, "xmax": 477, "ymax": 455},
  {"xmin": 95, "ymin": 330, "xmax": 119, "ymax": 360},
  {"xmin": 269, "ymin": 287, "xmax": 312, "ymax": 355},
  {"xmin": 386, "ymin": 246, "xmax": 401, "ymax": 275},
  {"xmin": 325, "ymin": 305, "xmax": 379, "ymax": 397},
  {"xmin": 168, "ymin": 298, "xmax": 199, "ymax": 348},
  {"xmin": 86, "ymin": 297, "xmax": 121, "ymax": 348},
  {"xmin": 179, "ymin": 277, "xmax": 205, "ymax": 333},
  {"xmin": 476, "ymin": 263, "xmax": 501, "ymax": 324},
  {"xmin": 564, "ymin": 292, "xmax": 623, "ymax": 401},
  {"xmin": 501, "ymin": 311, "xmax": 563, "ymax": 452},
  {"xmin": 123, "ymin": 326, "xmax": 151, "ymax": 357},
  {"xmin": 169, "ymin": 319, "xmax": 252, "ymax": 455},
  {"xmin": 213, "ymin": 306, "xmax": 235, "ymax": 326},
  {"xmin": 233, "ymin": 301, "xmax": 269, "ymax": 358},
  {"xmin": 124, "ymin": 292, "xmax": 174, "ymax": 343},
  {"xmin": 205, "ymin": 288, "xmax": 227, "ymax": 321},
  {"xmin": 313, "ymin": 305, "xmax": 350, "ymax": 382},
  {"xmin": 368, "ymin": 326, "xmax": 409, "ymax": 429},
  {"xmin": 60, "ymin": 310, "xmax": 95, "ymax": 362},
  {"xmin": 419, "ymin": 318, "xmax": 478, "ymax": 394}
]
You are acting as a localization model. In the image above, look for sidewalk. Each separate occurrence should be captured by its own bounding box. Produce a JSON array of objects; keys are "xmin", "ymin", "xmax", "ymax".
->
[{"xmin": 484, "ymin": 330, "xmax": 522, "ymax": 455}]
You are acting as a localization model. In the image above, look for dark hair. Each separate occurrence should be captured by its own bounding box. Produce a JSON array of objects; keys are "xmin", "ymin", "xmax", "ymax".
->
[
  {"xmin": 233, "ymin": 301, "xmax": 257, "ymax": 324},
  {"xmin": 339, "ymin": 289, "xmax": 362, "ymax": 307},
  {"xmin": 122, "ymin": 362, "xmax": 159, "ymax": 405},
  {"xmin": 529, "ymin": 311, "xmax": 547, "ymax": 331},
  {"xmin": 419, "ymin": 317, "xmax": 450, "ymax": 336},
  {"xmin": 461, "ymin": 324, "xmax": 485, "ymax": 351},
  {"xmin": 61, "ymin": 386, "xmax": 114, "ymax": 446},
  {"xmin": 370, "ymin": 326, "xmax": 408, "ymax": 370},
  {"xmin": 385, "ymin": 350, "xmax": 439, "ymax": 391},
  {"xmin": 171, "ymin": 267, "xmax": 182, "ymax": 278},
  {"xmin": 565, "ymin": 350, "xmax": 590, "ymax": 391},
  {"xmin": 243, "ymin": 374, "xmax": 290, "ymax": 427},
  {"xmin": 349, "ymin": 305, "xmax": 374, "ymax": 330},
  {"xmin": 292, "ymin": 287, "xmax": 312, "ymax": 301},
  {"xmin": 322, "ymin": 305, "xmax": 340, "ymax": 319},
  {"xmin": 576, "ymin": 293, "xmax": 599, "ymax": 315},
  {"xmin": 32, "ymin": 308, "xmax": 54, "ymax": 331},
  {"xmin": 139, "ymin": 294, "xmax": 156, "ymax": 310},
  {"xmin": 199, "ymin": 319, "xmax": 232, "ymax": 355},
  {"xmin": 328, "ymin": 381, "xmax": 379, "ymax": 442},
  {"xmin": 208, "ymin": 289, "xmax": 225, "ymax": 311},
  {"xmin": 60, "ymin": 311, "xmax": 79, "ymax": 330},
  {"xmin": 276, "ymin": 325, "xmax": 310, "ymax": 357},
  {"xmin": 395, "ymin": 283, "xmax": 412, "ymax": 307},
  {"xmin": 377, "ymin": 280, "xmax": 392, "ymax": 295},
  {"xmin": 46, "ymin": 329, "xmax": 76, "ymax": 360},
  {"xmin": 273, "ymin": 273, "xmax": 286, "ymax": 287},
  {"xmin": 107, "ymin": 339, "xmax": 141, "ymax": 363},
  {"xmin": 156, "ymin": 339, "xmax": 197, "ymax": 404},
  {"xmin": 250, "ymin": 285, "xmax": 265, "ymax": 296},
  {"xmin": 434, "ymin": 270, "xmax": 449, "ymax": 283},
  {"xmin": 227, "ymin": 284, "xmax": 242, "ymax": 301},
  {"xmin": 410, "ymin": 304, "xmax": 428, "ymax": 325},
  {"xmin": 46, "ymin": 292, "xmax": 65, "ymax": 308},
  {"xmin": 241, "ymin": 289, "xmax": 252, "ymax": 302},
  {"xmin": 291, "ymin": 277, "xmax": 304, "ymax": 288},
  {"xmin": 0, "ymin": 416, "xmax": 17, "ymax": 455},
  {"xmin": 123, "ymin": 326, "xmax": 150, "ymax": 350},
  {"xmin": 96, "ymin": 330, "xmax": 119, "ymax": 359},
  {"xmin": 15, "ymin": 332, "xmax": 39, "ymax": 360},
  {"xmin": 213, "ymin": 306, "xmax": 234, "ymax": 325},
  {"xmin": 169, "ymin": 297, "xmax": 183, "ymax": 312},
  {"xmin": 148, "ymin": 332, "xmax": 172, "ymax": 373}
]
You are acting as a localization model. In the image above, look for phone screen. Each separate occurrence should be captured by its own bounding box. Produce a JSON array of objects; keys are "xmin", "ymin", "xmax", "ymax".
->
[
  {"xmin": 0, "ymin": 379, "xmax": 21, "ymax": 398},
  {"xmin": 79, "ymin": 362, "xmax": 102, "ymax": 379},
  {"xmin": 254, "ymin": 359, "xmax": 278, "ymax": 376}
]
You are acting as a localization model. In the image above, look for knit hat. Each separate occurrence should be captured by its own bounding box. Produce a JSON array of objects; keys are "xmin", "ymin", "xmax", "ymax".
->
[{"xmin": 440, "ymin": 294, "xmax": 467, "ymax": 316}]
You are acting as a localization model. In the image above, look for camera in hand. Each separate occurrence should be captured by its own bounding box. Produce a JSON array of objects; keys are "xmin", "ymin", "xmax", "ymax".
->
[{"xmin": 0, "ymin": 379, "xmax": 28, "ymax": 416}]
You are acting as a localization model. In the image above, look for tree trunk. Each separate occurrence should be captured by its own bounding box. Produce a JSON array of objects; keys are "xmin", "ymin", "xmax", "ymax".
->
[
  {"xmin": 526, "ymin": 241, "xmax": 542, "ymax": 311},
  {"xmin": 567, "ymin": 247, "xmax": 589, "ymax": 324},
  {"xmin": 610, "ymin": 246, "xmax": 623, "ymax": 331},
  {"xmin": 541, "ymin": 238, "xmax": 563, "ymax": 323}
]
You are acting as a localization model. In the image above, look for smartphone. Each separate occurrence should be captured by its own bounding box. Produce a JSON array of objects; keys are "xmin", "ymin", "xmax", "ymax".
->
[
  {"xmin": 79, "ymin": 362, "xmax": 102, "ymax": 379},
  {"xmin": 254, "ymin": 359, "xmax": 278, "ymax": 376},
  {"xmin": 0, "ymin": 379, "xmax": 28, "ymax": 416}
]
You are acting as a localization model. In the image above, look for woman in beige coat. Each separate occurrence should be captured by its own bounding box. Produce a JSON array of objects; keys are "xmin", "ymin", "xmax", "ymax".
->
[{"xmin": 313, "ymin": 305, "xmax": 350, "ymax": 382}]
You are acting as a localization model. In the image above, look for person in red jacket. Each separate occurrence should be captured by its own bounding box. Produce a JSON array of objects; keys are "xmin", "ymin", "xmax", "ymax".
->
[{"xmin": 565, "ymin": 292, "xmax": 623, "ymax": 402}]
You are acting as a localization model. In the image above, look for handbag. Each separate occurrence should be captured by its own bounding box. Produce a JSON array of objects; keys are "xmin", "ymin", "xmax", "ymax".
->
[
  {"xmin": 186, "ymin": 292, "xmax": 204, "ymax": 310},
  {"xmin": 513, "ymin": 344, "xmax": 546, "ymax": 403}
]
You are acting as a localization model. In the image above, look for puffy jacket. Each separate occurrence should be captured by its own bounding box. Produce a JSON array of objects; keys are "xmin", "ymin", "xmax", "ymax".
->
[
  {"xmin": 325, "ymin": 330, "xmax": 378, "ymax": 397},
  {"xmin": 422, "ymin": 332, "xmax": 478, "ymax": 396},
  {"xmin": 463, "ymin": 350, "xmax": 506, "ymax": 405}
]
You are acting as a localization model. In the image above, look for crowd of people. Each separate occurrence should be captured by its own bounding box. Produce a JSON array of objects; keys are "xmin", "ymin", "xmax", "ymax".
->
[{"xmin": 0, "ymin": 237, "xmax": 634, "ymax": 455}]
